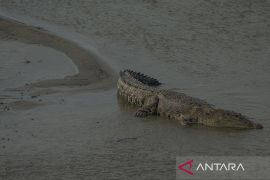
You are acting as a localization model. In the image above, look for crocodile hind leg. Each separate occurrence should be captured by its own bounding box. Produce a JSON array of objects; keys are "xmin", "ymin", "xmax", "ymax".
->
[{"xmin": 135, "ymin": 95, "xmax": 159, "ymax": 118}]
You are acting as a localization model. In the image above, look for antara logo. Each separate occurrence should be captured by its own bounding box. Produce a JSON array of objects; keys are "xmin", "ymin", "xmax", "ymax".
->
[
  {"xmin": 178, "ymin": 160, "xmax": 194, "ymax": 175},
  {"xmin": 178, "ymin": 160, "xmax": 245, "ymax": 175}
]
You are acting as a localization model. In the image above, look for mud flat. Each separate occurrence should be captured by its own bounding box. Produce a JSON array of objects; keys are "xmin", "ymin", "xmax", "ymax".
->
[
  {"xmin": 0, "ymin": 17, "xmax": 115, "ymax": 88},
  {"xmin": 0, "ymin": 16, "xmax": 116, "ymax": 111}
]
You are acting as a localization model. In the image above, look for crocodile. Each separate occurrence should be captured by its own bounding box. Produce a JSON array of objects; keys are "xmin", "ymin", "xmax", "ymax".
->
[{"xmin": 117, "ymin": 69, "xmax": 263, "ymax": 129}]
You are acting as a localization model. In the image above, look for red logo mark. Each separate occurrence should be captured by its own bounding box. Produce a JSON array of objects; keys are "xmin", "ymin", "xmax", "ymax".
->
[{"xmin": 178, "ymin": 160, "xmax": 194, "ymax": 175}]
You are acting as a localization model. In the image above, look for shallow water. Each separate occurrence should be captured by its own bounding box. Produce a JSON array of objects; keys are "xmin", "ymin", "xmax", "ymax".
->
[
  {"xmin": 0, "ymin": 41, "xmax": 78, "ymax": 91},
  {"xmin": 0, "ymin": 0, "xmax": 269, "ymax": 179}
]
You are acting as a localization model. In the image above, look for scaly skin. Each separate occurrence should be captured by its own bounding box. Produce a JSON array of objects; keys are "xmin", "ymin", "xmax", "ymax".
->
[{"xmin": 117, "ymin": 70, "xmax": 263, "ymax": 129}]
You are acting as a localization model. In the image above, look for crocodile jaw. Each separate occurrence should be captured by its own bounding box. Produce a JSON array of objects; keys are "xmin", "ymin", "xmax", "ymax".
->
[{"xmin": 202, "ymin": 110, "xmax": 264, "ymax": 129}]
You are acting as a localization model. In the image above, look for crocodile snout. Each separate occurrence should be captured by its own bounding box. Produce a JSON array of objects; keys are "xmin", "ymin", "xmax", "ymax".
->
[{"xmin": 254, "ymin": 123, "xmax": 264, "ymax": 129}]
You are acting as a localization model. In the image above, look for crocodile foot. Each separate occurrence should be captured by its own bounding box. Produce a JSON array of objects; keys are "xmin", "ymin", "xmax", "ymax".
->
[
  {"xmin": 135, "ymin": 109, "xmax": 149, "ymax": 118},
  {"xmin": 179, "ymin": 115, "xmax": 197, "ymax": 126}
]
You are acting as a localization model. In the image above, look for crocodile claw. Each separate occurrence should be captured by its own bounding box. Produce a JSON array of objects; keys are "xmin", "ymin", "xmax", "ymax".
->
[{"xmin": 135, "ymin": 110, "xmax": 148, "ymax": 118}]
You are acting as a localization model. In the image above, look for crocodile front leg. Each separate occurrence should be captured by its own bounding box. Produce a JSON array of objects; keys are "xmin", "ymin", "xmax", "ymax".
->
[
  {"xmin": 135, "ymin": 95, "xmax": 159, "ymax": 118},
  {"xmin": 178, "ymin": 115, "xmax": 198, "ymax": 126}
]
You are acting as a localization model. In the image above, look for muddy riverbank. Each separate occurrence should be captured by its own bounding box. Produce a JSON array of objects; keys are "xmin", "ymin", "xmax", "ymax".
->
[{"xmin": 0, "ymin": 1, "xmax": 269, "ymax": 179}]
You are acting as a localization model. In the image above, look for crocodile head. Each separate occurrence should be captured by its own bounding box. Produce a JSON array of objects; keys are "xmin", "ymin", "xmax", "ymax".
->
[{"xmin": 203, "ymin": 109, "xmax": 263, "ymax": 129}]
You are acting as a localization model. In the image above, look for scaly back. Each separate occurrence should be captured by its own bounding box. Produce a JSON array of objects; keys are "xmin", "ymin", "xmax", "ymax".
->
[{"xmin": 120, "ymin": 69, "xmax": 161, "ymax": 87}]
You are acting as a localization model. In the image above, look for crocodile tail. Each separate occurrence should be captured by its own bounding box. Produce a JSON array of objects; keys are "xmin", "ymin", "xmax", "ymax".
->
[{"xmin": 123, "ymin": 69, "xmax": 161, "ymax": 86}]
